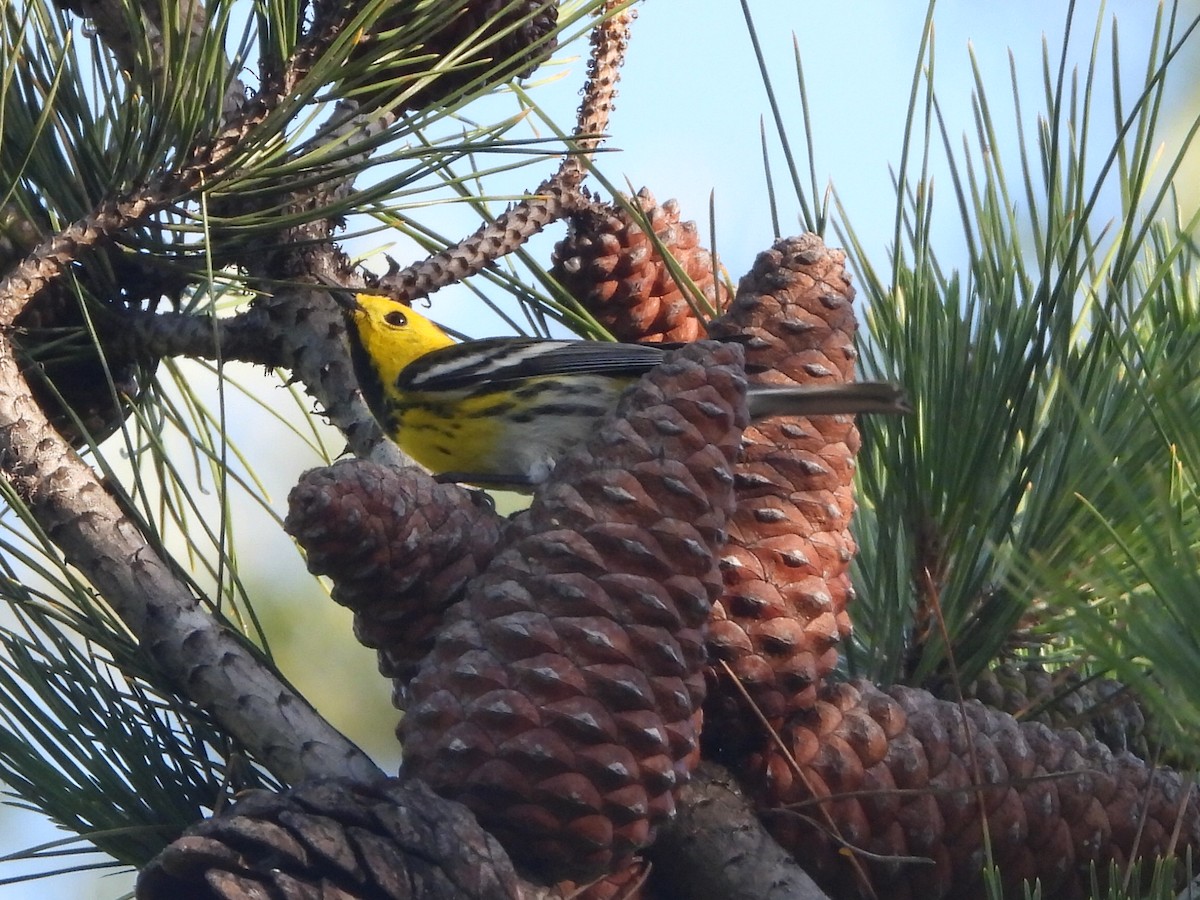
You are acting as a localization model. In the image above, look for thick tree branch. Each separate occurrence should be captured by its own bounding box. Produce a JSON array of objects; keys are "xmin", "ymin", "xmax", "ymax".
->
[
  {"xmin": 0, "ymin": 325, "xmax": 381, "ymax": 784},
  {"xmin": 111, "ymin": 304, "xmax": 282, "ymax": 367},
  {"xmin": 650, "ymin": 762, "xmax": 832, "ymax": 900}
]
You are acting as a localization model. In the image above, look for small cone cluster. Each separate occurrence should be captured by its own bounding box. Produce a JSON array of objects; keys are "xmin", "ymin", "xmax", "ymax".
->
[
  {"xmin": 399, "ymin": 341, "xmax": 750, "ymax": 884},
  {"xmin": 1, "ymin": 204, "xmax": 155, "ymax": 448},
  {"xmin": 284, "ymin": 460, "xmax": 503, "ymax": 702},
  {"xmin": 551, "ymin": 188, "xmax": 731, "ymax": 343},
  {"xmin": 135, "ymin": 777, "xmax": 522, "ymax": 900},
  {"xmin": 348, "ymin": 0, "xmax": 558, "ymax": 112},
  {"xmin": 704, "ymin": 236, "xmax": 864, "ymax": 748},
  {"xmin": 752, "ymin": 681, "xmax": 1200, "ymax": 900}
]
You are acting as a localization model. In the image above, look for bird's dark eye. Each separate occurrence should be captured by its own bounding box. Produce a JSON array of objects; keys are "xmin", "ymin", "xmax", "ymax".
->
[{"xmin": 384, "ymin": 310, "xmax": 408, "ymax": 327}]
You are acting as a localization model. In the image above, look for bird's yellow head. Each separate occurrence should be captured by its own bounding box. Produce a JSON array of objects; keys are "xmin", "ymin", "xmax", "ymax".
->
[{"xmin": 337, "ymin": 291, "xmax": 456, "ymax": 388}]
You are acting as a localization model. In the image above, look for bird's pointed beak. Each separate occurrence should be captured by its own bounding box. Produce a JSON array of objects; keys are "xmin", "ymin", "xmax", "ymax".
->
[
  {"xmin": 329, "ymin": 287, "xmax": 363, "ymax": 313},
  {"xmin": 315, "ymin": 274, "xmax": 363, "ymax": 312}
]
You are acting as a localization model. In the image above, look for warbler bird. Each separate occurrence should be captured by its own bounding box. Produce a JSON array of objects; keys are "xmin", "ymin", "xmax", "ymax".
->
[{"xmin": 334, "ymin": 289, "xmax": 908, "ymax": 489}]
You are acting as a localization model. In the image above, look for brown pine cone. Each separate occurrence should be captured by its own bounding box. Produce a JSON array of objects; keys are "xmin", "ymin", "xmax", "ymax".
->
[
  {"xmin": 954, "ymin": 663, "xmax": 1149, "ymax": 758},
  {"xmin": 551, "ymin": 188, "xmax": 731, "ymax": 343},
  {"xmin": 0, "ymin": 202, "xmax": 43, "ymax": 270},
  {"xmin": 753, "ymin": 681, "xmax": 1200, "ymax": 900},
  {"xmin": 284, "ymin": 460, "xmax": 503, "ymax": 704},
  {"xmin": 135, "ymin": 776, "xmax": 521, "ymax": 899},
  {"xmin": 346, "ymin": 1, "xmax": 558, "ymax": 112},
  {"xmin": 703, "ymin": 235, "xmax": 865, "ymax": 754},
  {"xmin": 399, "ymin": 341, "xmax": 749, "ymax": 884}
]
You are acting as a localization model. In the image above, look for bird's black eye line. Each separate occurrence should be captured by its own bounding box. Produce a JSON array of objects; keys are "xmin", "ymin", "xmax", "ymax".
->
[{"xmin": 384, "ymin": 310, "xmax": 408, "ymax": 327}]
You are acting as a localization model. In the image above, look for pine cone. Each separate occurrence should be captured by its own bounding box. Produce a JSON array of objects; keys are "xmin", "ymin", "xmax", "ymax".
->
[
  {"xmin": 347, "ymin": 0, "xmax": 558, "ymax": 112},
  {"xmin": 135, "ymin": 777, "xmax": 521, "ymax": 899},
  {"xmin": 284, "ymin": 460, "xmax": 503, "ymax": 704},
  {"xmin": 955, "ymin": 663, "xmax": 1148, "ymax": 758},
  {"xmin": 551, "ymin": 189, "xmax": 731, "ymax": 343},
  {"xmin": 399, "ymin": 341, "xmax": 749, "ymax": 884},
  {"xmin": 0, "ymin": 202, "xmax": 43, "ymax": 271},
  {"xmin": 703, "ymin": 235, "xmax": 864, "ymax": 754},
  {"xmin": 753, "ymin": 681, "xmax": 1200, "ymax": 900}
]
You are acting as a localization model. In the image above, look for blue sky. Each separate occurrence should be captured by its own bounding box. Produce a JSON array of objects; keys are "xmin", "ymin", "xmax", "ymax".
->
[
  {"xmin": 369, "ymin": 0, "xmax": 1198, "ymax": 342},
  {"xmin": 3, "ymin": 2, "xmax": 1198, "ymax": 897},
  {"xmin": 610, "ymin": 1, "xmax": 1194, "ymax": 280}
]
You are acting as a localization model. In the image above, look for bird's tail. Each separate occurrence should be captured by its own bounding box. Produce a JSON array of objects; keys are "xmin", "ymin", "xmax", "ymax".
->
[{"xmin": 746, "ymin": 381, "xmax": 910, "ymax": 419}]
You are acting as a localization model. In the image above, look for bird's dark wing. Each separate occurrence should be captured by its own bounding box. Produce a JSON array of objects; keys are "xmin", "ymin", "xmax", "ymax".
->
[{"xmin": 397, "ymin": 337, "xmax": 669, "ymax": 392}]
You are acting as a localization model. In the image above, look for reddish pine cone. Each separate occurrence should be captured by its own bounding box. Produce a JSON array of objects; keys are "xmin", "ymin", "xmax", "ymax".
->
[
  {"xmin": 399, "ymin": 341, "xmax": 749, "ymax": 884},
  {"xmin": 703, "ymin": 235, "xmax": 864, "ymax": 748},
  {"xmin": 753, "ymin": 681, "xmax": 1200, "ymax": 900},
  {"xmin": 284, "ymin": 460, "xmax": 503, "ymax": 704},
  {"xmin": 136, "ymin": 777, "xmax": 521, "ymax": 900},
  {"xmin": 551, "ymin": 188, "xmax": 731, "ymax": 343}
]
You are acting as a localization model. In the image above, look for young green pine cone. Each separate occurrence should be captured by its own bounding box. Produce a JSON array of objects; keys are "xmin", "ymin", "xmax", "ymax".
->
[{"xmin": 552, "ymin": 188, "xmax": 731, "ymax": 343}]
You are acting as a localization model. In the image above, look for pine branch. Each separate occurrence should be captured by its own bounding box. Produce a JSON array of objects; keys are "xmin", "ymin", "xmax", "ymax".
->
[
  {"xmin": 649, "ymin": 762, "xmax": 833, "ymax": 900},
  {"xmin": 0, "ymin": 322, "xmax": 381, "ymax": 784},
  {"xmin": 0, "ymin": 194, "xmax": 170, "ymax": 319},
  {"xmin": 375, "ymin": 175, "xmax": 602, "ymax": 304},
  {"xmin": 0, "ymin": 49, "xmax": 299, "ymax": 315},
  {"xmin": 558, "ymin": 0, "xmax": 636, "ymax": 186},
  {"xmin": 111, "ymin": 304, "xmax": 282, "ymax": 366},
  {"xmin": 0, "ymin": 8, "xmax": 396, "ymax": 787},
  {"xmin": 0, "ymin": 0, "xmax": 370, "ymax": 316},
  {"xmin": 371, "ymin": 0, "xmax": 636, "ymax": 304}
]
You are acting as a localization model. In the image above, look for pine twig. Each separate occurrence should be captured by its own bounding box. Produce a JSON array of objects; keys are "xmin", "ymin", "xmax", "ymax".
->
[
  {"xmin": 375, "ymin": 176, "xmax": 601, "ymax": 304},
  {"xmin": 559, "ymin": 0, "xmax": 637, "ymax": 187},
  {"xmin": 372, "ymin": 2, "xmax": 637, "ymax": 304}
]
